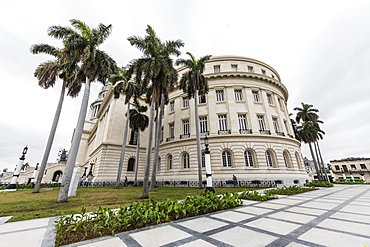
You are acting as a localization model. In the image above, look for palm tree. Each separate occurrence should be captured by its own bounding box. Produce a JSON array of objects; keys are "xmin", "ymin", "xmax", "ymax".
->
[
  {"xmin": 175, "ymin": 52, "xmax": 211, "ymax": 188},
  {"xmin": 111, "ymin": 67, "xmax": 137, "ymax": 188},
  {"xmin": 128, "ymin": 25, "xmax": 183, "ymax": 199},
  {"xmin": 294, "ymin": 102, "xmax": 319, "ymax": 123},
  {"xmin": 297, "ymin": 121, "xmax": 325, "ymax": 181},
  {"xmin": 49, "ymin": 19, "xmax": 117, "ymax": 203},
  {"xmin": 128, "ymin": 99, "xmax": 149, "ymax": 186},
  {"xmin": 30, "ymin": 43, "xmax": 83, "ymax": 194}
]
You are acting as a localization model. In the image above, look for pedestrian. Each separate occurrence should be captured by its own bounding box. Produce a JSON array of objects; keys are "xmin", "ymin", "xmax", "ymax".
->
[
  {"xmin": 124, "ymin": 176, "xmax": 128, "ymax": 186},
  {"xmin": 233, "ymin": 175, "xmax": 238, "ymax": 187}
]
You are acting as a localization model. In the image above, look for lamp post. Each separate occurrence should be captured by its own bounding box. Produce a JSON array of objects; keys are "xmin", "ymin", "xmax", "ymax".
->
[
  {"xmin": 359, "ymin": 171, "xmax": 366, "ymax": 183},
  {"xmin": 204, "ymin": 136, "xmax": 215, "ymax": 193},
  {"xmin": 6, "ymin": 146, "xmax": 28, "ymax": 190},
  {"xmin": 30, "ymin": 163, "xmax": 39, "ymax": 184},
  {"xmin": 87, "ymin": 162, "xmax": 94, "ymax": 182}
]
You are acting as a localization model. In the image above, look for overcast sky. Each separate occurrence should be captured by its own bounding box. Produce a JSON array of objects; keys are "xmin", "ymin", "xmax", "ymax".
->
[{"xmin": 1, "ymin": 0, "xmax": 370, "ymax": 171}]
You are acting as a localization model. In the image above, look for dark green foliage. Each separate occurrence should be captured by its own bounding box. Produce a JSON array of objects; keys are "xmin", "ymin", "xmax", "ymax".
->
[
  {"xmin": 0, "ymin": 183, "xmax": 61, "ymax": 190},
  {"xmin": 55, "ymin": 192, "xmax": 242, "ymax": 246},
  {"xmin": 305, "ymin": 181, "xmax": 333, "ymax": 187},
  {"xmin": 265, "ymin": 186, "xmax": 317, "ymax": 196},
  {"xmin": 333, "ymin": 181, "xmax": 367, "ymax": 184},
  {"xmin": 237, "ymin": 190, "xmax": 277, "ymax": 201}
]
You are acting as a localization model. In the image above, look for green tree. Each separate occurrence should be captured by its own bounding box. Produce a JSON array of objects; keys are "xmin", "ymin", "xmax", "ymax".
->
[
  {"xmin": 176, "ymin": 52, "xmax": 211, "ymax": 188},
  {"xmin": 128, "ymin": 25, "xmax": 183, "ymax": 199},
  {"xmin": 49, "ymin": 19, "xmax": 117, "ymax": 203},
  {"xmin": 30, "ymin": 43, "xmax": 83, "ymax": 193},
  {"xmin": 128, "ymin": 99, "xmax": 149, "ymax": 186},
  {"xmin": 294, "ymin": 102, "xmax": 319, "ymax": 123},
  {"xmin": 111, "ymin": 67, "xmax": 137, "ymax": 188}
]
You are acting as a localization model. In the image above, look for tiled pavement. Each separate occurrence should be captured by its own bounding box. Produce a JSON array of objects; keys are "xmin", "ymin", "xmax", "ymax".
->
[{"xmin": 1, "ymin": 185, "xmax": 370, "ymax": 247}]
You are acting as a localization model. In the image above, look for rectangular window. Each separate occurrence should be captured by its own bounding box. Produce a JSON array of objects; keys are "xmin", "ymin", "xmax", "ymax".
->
[
  {"xmin": 257, "ymin": 115, "xmax": 265, "ymax": 131},
  {"xmin": 252, "ymin": 91, "xmax": 259, "ymax": 102},
  {"xmin": 267, "ymin": 94, "xmax": 273, "ymax": 104},
  {"xmin": 272, "ymin": 118, "xmax": 279, "ymax": 133},
  {"xmin": 234, "ymin": 89, "xmax": 243, "ymax": 101},
  {"xmin": 183, "ymin": 97, "xmax": 189, "ymax": 108},
  {"xmin": 350, "ymin": 164, "xmax": 356, "ymax": 170},
  {"xmin": 214, "ymin": 65, "xmax": 220, "ymax": 73},
  {"xmin": 231, "ymin": 64, "xmax": 238, "ymax": 71},
  {"xmin": 199, "ymin": 116, "xmax": 208, "ymax": 134},
  {"xmin": 248, "ymin": 66, "xmax": 253, "ymax": 73},
  {"xmin": 360, "ymin": 164, "xmax": 367, "ymax": 169},
  {"xmin": 199, "ymin": 95, "xmax": 206, "ymax": 104},
  {"xmin": 216, "ymin": 90, "xmax": 224, "ymax": 102},
  {"xmin": 169, "ymin": 123, "xmax": 174, "ymax": 138},
  {"xmin": 161, "ymin": 126, "xmax": 164, "ymax": 142},
  {"xmin": 279, "ymin": 98, "xmax": 284, "ymax": 109},
  {"xmin": 218, "ymin": 115, "xmax": 227, "ymax": 131},
  {"xmin": 238, "ymin": 114, "xmax": 247, "ymax": 130},
  {"xmin": 335, "ymin": 165, "xmax": 340, "ymax": 170},
  {"xmin": 183, "ymin": 119, "xmax": 189, "ymax": 135},
  {"xmin": 271, "ymin": 74, "xmax": 275, "ymax": 78},
  {"xmin": 170, "ymin": 101, "xmax": 175, "ymax": 112},
  {"xmin": 261, "ymin": 69, "xmax": 266, "ymax": 75}
]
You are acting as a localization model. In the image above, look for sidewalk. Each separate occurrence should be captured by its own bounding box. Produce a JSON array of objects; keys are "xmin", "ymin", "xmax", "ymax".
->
[{"xmin": 1, "ymin": 185, "xmax": 370, "ymax": 247}]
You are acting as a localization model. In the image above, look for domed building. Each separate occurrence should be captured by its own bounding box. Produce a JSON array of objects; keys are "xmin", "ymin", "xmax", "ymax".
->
[{"xmin": 75, "ymin": 55, "xmax": 309, "ymax": 186}]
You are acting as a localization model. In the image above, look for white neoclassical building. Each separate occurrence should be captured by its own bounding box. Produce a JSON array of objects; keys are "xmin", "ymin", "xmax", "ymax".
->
[{"xmin": 75, "ymin": 55, "xmax": 309, "ymax": 186}]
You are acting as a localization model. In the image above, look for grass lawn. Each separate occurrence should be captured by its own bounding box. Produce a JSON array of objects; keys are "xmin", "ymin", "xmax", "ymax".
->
[{"xmin": 0, "ymin": 186, "xmax": 252, "ymax": 222}]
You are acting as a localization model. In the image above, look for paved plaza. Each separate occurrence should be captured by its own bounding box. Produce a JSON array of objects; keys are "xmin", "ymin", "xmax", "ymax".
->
[{"xmin": 0, "ymin": 184, "xmax": 370, "ymax": 247}]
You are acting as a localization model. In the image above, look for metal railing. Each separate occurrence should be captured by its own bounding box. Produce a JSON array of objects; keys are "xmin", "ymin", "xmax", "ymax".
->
[
  {"xmin": 239, "ymin": 129, "xmax": 252, "ymax": 134},
  {"xmin": 180, "ymin": 134, "xmax": 190, "ymax": 139},
  {"xmin": 218, "ymin": 129, "xmax": 231, "ymax": 135},
  {"xmin": 259, "ymin": 129, "xmax": 271, "ymax": 135}
]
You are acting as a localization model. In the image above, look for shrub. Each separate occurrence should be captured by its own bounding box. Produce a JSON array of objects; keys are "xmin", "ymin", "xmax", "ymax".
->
[
  {"xmin": 55, "ymin": 192, "xmax": 242, "ymax": 246},
  {"xmin": 265, "ymin": 185, "xmax": 317, "ymax": 196},
  {"xmin": 237, "ymin": 190, "xmax": 277, "ymax": 201},
  {"xmin": 305, "ymin": 181, "xmax": 333, "ymax": 187}
]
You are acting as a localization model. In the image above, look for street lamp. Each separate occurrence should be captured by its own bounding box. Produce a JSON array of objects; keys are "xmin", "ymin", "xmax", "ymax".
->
[
  {"xmin": 6, "ymin": 146, "xmax": 28, "ymax": 190},
  {"xmin": 204, "ymin": 136, "xmax": 215, "ymax": 193}
]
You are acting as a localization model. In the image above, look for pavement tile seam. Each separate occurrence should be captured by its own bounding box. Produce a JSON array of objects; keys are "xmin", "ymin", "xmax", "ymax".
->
[
  {"xmin": 64, "ymin": 235, "xmax": 118, "ymax": 247},
  {"xmin": 328, "ymin": 215, "xmax": 370, "ymax": 226},
  {"xmin": 161, "ymin": 222, "xmax": 234, "ymax": 247},
  {"xmin": 116, "ymin": 233, "xmax": 142, "ymax": 247},
  {"xmin": 314, "ymin": 225, "xmax": 370, "ymax": 240},
  {"xmin": 265, "ymin": 186, "xmax": 370, "ymax": 247},
  {"xmin": 0, "ymin": 225, "xmax": 47, "ymax": 235}
]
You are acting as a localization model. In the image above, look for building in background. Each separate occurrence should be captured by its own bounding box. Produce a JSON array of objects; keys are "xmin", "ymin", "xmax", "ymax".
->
[{"xmin": 329, "ymin": 157, "xmax": 370, "ymax": 182}]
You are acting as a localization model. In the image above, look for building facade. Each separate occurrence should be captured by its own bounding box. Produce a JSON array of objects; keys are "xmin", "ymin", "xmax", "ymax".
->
[
  {"xmin": 329, "ymin": 157, "xmax": 370, "ymax": 182},
  {"xmin": 75, "ymin": 55, "xmax": 309, "ymax": 186}
]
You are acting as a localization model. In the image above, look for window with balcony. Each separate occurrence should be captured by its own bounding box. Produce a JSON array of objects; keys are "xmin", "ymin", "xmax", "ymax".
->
[
  {"xmin": 183, "ymin": 153, "xmax": 190, "ymax": 169},
  {"xmin": 199, "ymin": 95, "xmax": 206, "ymax": 104},
  {"xmin": 238, "ymin": 114, "xmax": 251, "ymax": 134},
  {"xmin": 181, "ymin": 119, "xmax": 190, "ymax": 139},
  {"xmin": 222, "ymin": 150, "xmax": 232, "ymax": 167},
  {"xmin": 216, "ymin": 90, "xmax": 224, "ymax": 102},
  {"xmin": 244, "ymin": 150, "xmax": 254, "ymax": 167},
  {"xmin": 234, "ymin": 89, "xmax": 243, "ymax": 101},
  {"xmin": 252, "ymin": 91, "xmax": 259, "ymax": 102},
  {"xmin": 183, "ymin": 97, "xmax": 189, "ymax": 108},
  {"xmin": 199, "ymin": 116, "xmax": 208, "ymax": 135},
  {"xmin": 231, "ymin": 64, "xmax": 238, "ymax": 71},
  {"xmin": 272, "ymin": 118, "xmax": 279, "ymax": 133},
  {"xmin": 167, "ymin": 123, "xmax": 174, "ymax": 141},
  {"xmin": 258, "ymin": 115, "xmax": 265, "ymax": 130},
  {"xmin": 218, "ymin": 115, "xmax": 229, "ymax": 134},
  {"xmin": 214, "ymin": 65, "xmax": 220, "ymax": 73}
]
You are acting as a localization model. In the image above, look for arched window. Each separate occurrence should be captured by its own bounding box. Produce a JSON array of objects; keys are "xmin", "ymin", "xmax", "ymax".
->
[
  {"xmin": 244, "ymin": 150, "xmax": 254, "ymax": 167},
  {"xmin": 52, "ymin": 170, "xmax": 63, "ymax": 182},
  {"xmin": 127, "ymin": 158, "xmax": 135, "ymax": 171},
  {"xmin": 222, "ymin": 150, "xmax": 232, "ymax": 167},
  {"xmin": 201, "ymin": 152, "xmax": 205, "ymax": 168},
  {"xmin": 265, "ymin": 151, "xmax": 274, "ymax": 167},
  {"xmin": 283, "ymin": 151, "xmax": 292, "ymax": 168},
  {"xmin": 183, "ymin": 153, "xmax": 190, "ymax": 169},
  {"xmin": 167, "ymin": 155, "xmax": 172, "ymax": 170},
  {"xmin": 295, "ymin": 152, "xmax": 302, "ymax": 169},
  {"xmin": 157, "ymin": 157, "xmax": 161, "ymax": 171}
]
